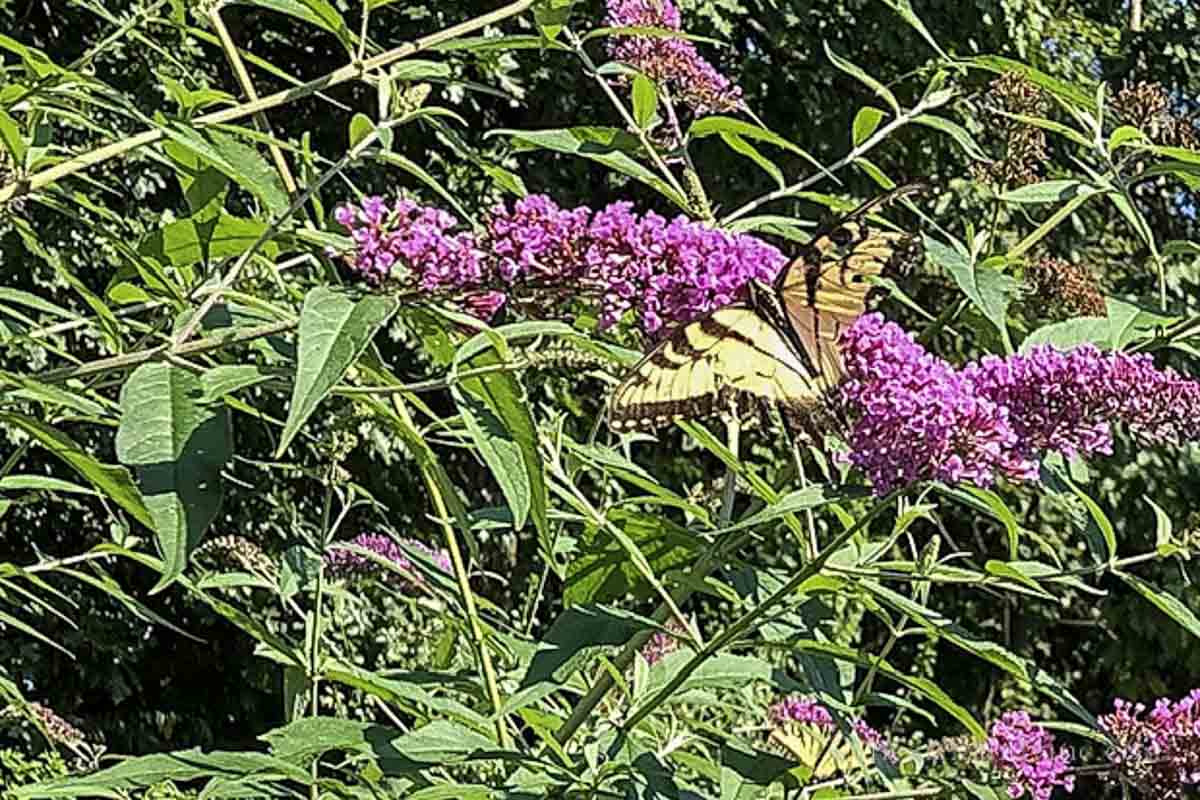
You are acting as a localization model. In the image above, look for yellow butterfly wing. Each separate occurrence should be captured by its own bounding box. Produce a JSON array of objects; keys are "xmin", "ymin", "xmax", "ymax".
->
[
  {"xmin": 769, "ymin": 727, "xmax": 857, "ymax": 779},
  {"xmin": 777, "ymin": 188, "xmax": 922, "ymax": 388},
  {"xmin": 608, "ymin": 306, "xmax": 821, "ymax": 431}
]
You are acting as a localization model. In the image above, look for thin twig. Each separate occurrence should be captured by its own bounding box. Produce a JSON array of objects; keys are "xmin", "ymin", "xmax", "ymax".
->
[
  {"xmin": 32, "ymin": 319, "xmax": 296, "ymax": 384},
  {"xmin": 207, "ymin": 5, "xmax": 300, "ymax": 197},
  {"xmin": 720, "ymin": 99, "xmax": 937, "ymax": 224},
  {"xmin": 0, "ymin": 0, "xmax": 538, "ymax": 206}
]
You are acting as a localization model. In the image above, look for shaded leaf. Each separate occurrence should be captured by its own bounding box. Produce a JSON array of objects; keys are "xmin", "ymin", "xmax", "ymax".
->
[{"xmin": 115, "ymin": 363, "xmax": 232, "ymax": 591}]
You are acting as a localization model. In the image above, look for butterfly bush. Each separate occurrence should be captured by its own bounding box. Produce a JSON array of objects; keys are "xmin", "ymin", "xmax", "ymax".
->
[
  {"xmin": 1099, "ymin": 690, "xmax": 1200, "ymax": 798},
  {"xmin": 334, "ymin": 193, "xmax": 786, "ymax": 335},
  {"xmin": 325, "ymin": 533, "xmax": 451, "ymax": 587},
  {"xmin": 840, "ymin": 314, "xmax": 1200, "ymax": 493},
  {"xmin": 986, "ymin": 712, "xmax": 1074, "ymax": 800},
  {"xmin": 605, "ymin": 0, "xmax": 743, "ymax": 115}
]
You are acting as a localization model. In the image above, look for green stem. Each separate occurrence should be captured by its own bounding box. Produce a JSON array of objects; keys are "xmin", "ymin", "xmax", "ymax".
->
[
  {"xmin": 391, "ymin": 397, "xmax": 509, "ymax": 748},
  {"xmin": 720, "ymin": 100, "xmax": 935, "ymax": 224},
  {"xmin": 308, "ymin": 467, "xmax": 336, "ymax": 798},
  {"xmin": 617, "ymin": 488, "xmax": 906, "ymax": 735},
  {"xmin": 0, "ymin": 0, "xmax": 537, "ymax": 206},
  {"xmin": 552, "ymin": 422, "xmax": 747, "ymax": 747},
  {"xmin": 207, "ymin": 5, "xmax": 300, "ymax": 197},
  {"xmin": 564, "ymin": 28, "xmax": 691, "ymax": 211}
]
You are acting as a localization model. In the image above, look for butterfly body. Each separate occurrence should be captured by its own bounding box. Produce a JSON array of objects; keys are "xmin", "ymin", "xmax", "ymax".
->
[{"xmin": 608, "ymin": 186, "xmax": 922, "ymax": 433}]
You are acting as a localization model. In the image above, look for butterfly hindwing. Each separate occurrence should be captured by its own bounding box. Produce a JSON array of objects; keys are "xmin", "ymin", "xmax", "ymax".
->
[{"xmin": 608, "ymin": 306, "xmax": 822, "ymax": 431}]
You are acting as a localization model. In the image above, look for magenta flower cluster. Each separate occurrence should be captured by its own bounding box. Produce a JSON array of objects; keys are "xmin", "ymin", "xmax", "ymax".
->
[
  {"xmin": 986, "ymin": 711, "xmax": 1075, "ymax": 800},
  {"xmin": 769, "ymin": 696, "xmax": 835, "ymax": 727},
  {"xmin": 325, "ymin": 533, "xmax": 451, "ymax": 587},
  {"xmin": 333, "ymin": 193, "xmax": 786, "ymax": 336},
  {"xmin": 334, "ymin": 198, "xmax": 481, "ymax": 288},
  {"xmin": 839, "ymin": 313, "xmax": 1034, "ymax": 491},
  {"xmin": 605, "ymin": 0, "xmax": 743, "ymax": 115},
  {"xmin": 840, "ymin": 314, "xmax": 1200, "ymax": 492},
  {"xmin": 1099, "ymin": 691, "xmax": 1200, "ymax": 798},
  {"xmin": 768, "ymin": 696, "xmax": 896, "ymax": 763}
]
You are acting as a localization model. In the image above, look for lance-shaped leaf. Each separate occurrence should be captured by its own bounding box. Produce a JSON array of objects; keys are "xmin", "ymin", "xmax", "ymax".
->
[
  {"xmin": 0, "ymin": 412, "xmax": 152, "ymax": 529},
  {"xmin": 277, "ymin": 287, "xmax": 398, "ymax": 456},
  {"xmin": 116, "ymin": 363, "xmax": 232, "ymax": 591}
]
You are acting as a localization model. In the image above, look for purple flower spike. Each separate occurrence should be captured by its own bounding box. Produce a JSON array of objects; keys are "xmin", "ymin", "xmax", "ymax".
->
[
  {"xmin": 769, "ymin": 696, "xmax": 835, "ymax": 728},
  {"xmin": 606, "ymin": 0, "xmax": 744, "ymax": 115},
  {"xmin": 1100, "ymin": 690, "xmax": 1200, "ymax": 798},
  {"xmin": 839, "ymin": 314, "xmax": 1200, "ymax": 493},
  {"xmin": 839, "ymin": 313, "xmax": 1036, "ymax": 492},
  {"xmin": 334, "ymin": 193, "xmax": 786, "ymax": 335},
  {"xmin": 986, "ymin": 711, "xmax": 1074, "ymax": 800},
  {"xmin": 325, "ymin": 534, "xmax": 451, "ymax": 590}
]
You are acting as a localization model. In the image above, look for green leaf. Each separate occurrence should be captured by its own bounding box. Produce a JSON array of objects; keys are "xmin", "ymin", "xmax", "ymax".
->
[
  {"xmin": 520, "ymin": 604, "xmax": 659, "ymax": 688},
  {"xmin": 639, "ymin": 652, "xmax": 772, "ymax": 704},
  {"xmin": 0, "ymin": 413, "xmax": 153, "ymax": 529},
  {"xmin": 163, "ymin": 140, "xmax": 229, "ymax": 217},
  {"xmin": 391, "ymin": 720, "xmax": 497, "ymax": 766},
  {"xmin": 466, "ymin": 355, "xmax": 547, "ymax": 546},
  {"xmin": 262, "ymin": 717, "xmax": 401, "ymax": 763},
  {"xmin": 115, "ymin": 363, "xmax": 232, "ymax": 591},
  {"xmin": 201, "ymin": 364, "xmax": 275, "ymax": 401},
  {"xmin": 13, "ymin": 749, "xmax": 310, "ymax": 798},
  {"xmin": 489, "ymin": 127, "xmax": 688, "ymax": 209},
  {"xmin": 137, "ymin": 213, "xmax": 275, "ymax": 269},
  {"xmin": 1119, "ymin": 573, "xmax": 1200, "ymax": 639},
  {"xmin": 877, "ymin": 0, "xmax": 948, "ymax": 59},
  {"xmin": 228, "ymin": 0, "xmax": 353, "ymax": 51},
  {"xmin": 688, "ymin": 116, "xmax": 821, "ymax": 167},
  {"xmin": 565, "ymin": 510, "xmax": 697, "ymax": 606},
  {"xmin": 349, "ymin": 112, "xmax": 375, "ymax": 149},
  {"xmin": 852, "ymin": 106, "xmax": 885, "ymax": 146},
  {"xmin": 719, "ymin": 132, "xmax": 785, "ymax": 188},
  {"xmin": 1020, "ymin": 317, "xmax": 1111, "ymax": 354},
  {"xmin": 924, "ymin": 234, "xmax": 1018, "ymax": 351},
  {"xmin": 1105, "ymin": 297, "xmax": 1176, "ymax": 350},
  {"xmin": 0, "ymin": 475, "xmax": 96, "ymax": 495},
  {"xmin": 156, "ymin": 119, "xmax": 289, "ymax": 216},
  {"xmin": 408, "ymin": 786, "xmax": 494, "ymax": 800},
  {"xmin": 277, "ymin": 288, "xmax": 398, "ymax": 456},
  {"xmin": 533, "ymin": 0, "xmax": 577, "ymax": 40},
  {"xmin": 1000, "ymin": 180, "xmax": 1098, "ymax": 204},
  {"xmin": 0, "ymin": 109, "xmax": 26, "ymax": 164},
  {"xmin": 823, "ymin": 42, "xmax": 899, "ymax": 115},
  {"xmin": 717, "ymin": 486, "xmax": 862, "ymax": 534},
  {"xmin": 1108, "ymin": 124, "xmax": 1146, "ymax": 153},
  {"xmin": 451, "ymin": 351, "xmax": 544, "ymax": 536},
  {"xmin": 912, "ymin": 114, "xmax": 988, "ymax": 161},
  {"xmin": 632, "ymin": 74, "xmax": 657, "ymax": 129}
]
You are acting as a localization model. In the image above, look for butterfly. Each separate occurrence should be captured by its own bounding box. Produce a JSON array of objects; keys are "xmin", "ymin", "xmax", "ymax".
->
[
  {"xmin": 607, "ymin": 185, "xmax": 925, "ymax": 433},
  {"xmin": 769, "ymin": 725, "xmax": 858, "ymax": 779}
]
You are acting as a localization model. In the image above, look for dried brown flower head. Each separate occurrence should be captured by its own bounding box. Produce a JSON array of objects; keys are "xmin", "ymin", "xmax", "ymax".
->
[
  {"xmin": 1025, "ymin": 257, "xmax": 1106, "ymax": 319},
  {"xmin": 1112, "ymin": 81, "xmax": 1200, "ymax": 149},
  {"xmin": 194, "ymin": 534, "xmax": 277, "ymax": 578},
  {"xmin": 1, "ymin": 702, "xmax": 86, "ymax": 747},
  {"xmin": 972, "ymin": 73, "xmax": 1049, "ymax": 189}
]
